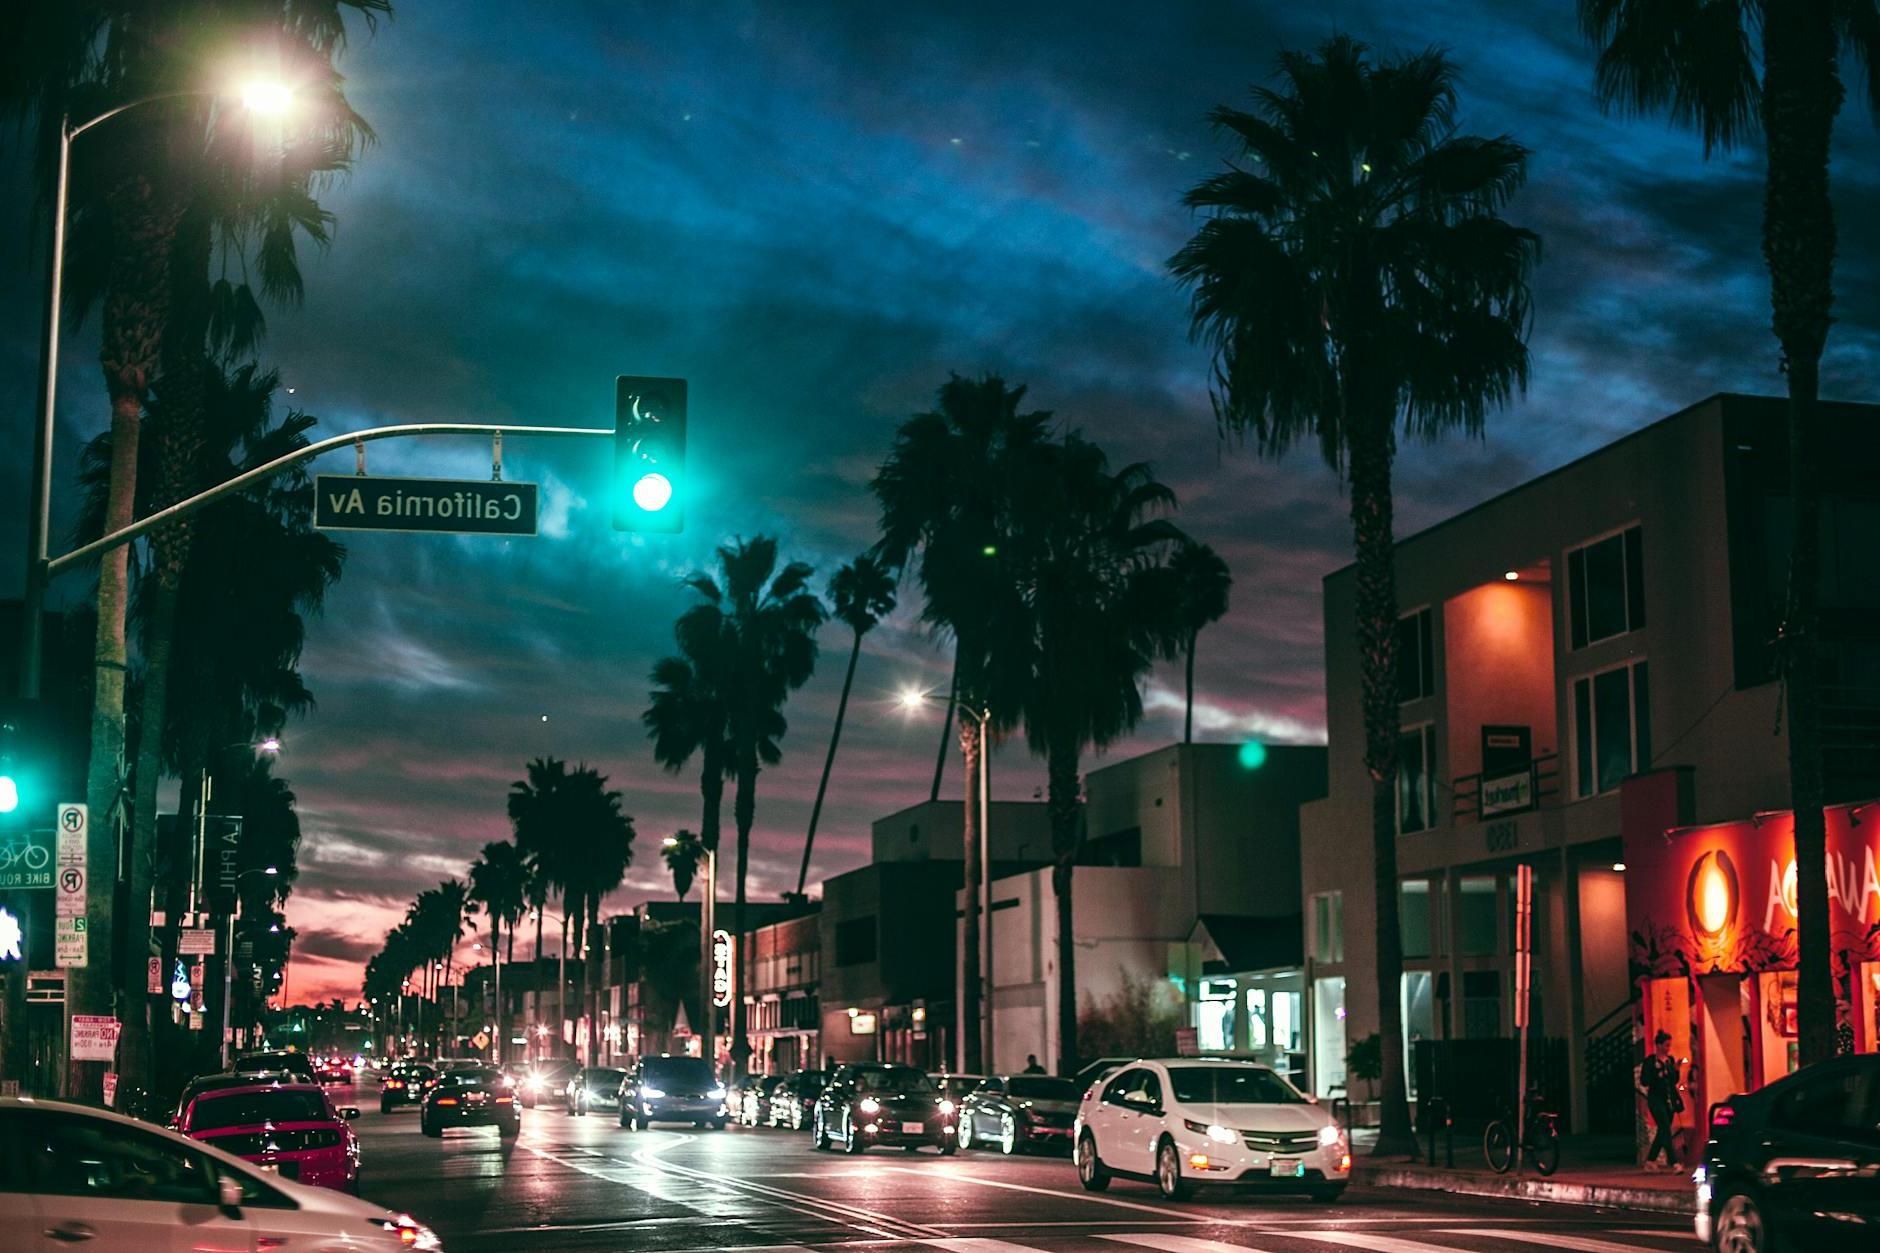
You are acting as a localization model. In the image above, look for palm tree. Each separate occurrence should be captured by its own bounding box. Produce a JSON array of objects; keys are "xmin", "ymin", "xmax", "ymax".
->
[
  {"xmin": 796, "ymin": 554, "xmax": 897, "ymax": 897},
  {"xmin": 646, "ymin": 650, "xmax": 729, "ymax": 862},
  {"xmin": 1171, "ymin": 36, "xmax": 1538, "ymax": 1153},
  {"xmin": 874, "ymin": 375, "xmax": 1050, "ymax": 1073},
  {"xmin": 1169, "ymin": 540, "xmax": 1232, "ymax": 743},
  {"xmin": 1579, "ymin": 0, "xmax": 1880, "ymax": 1070},
  {"xmin": 1014, "ymin": 435, "xmax": 1186, "ymax": 1072},
  {"xmin": 560, "ymin": 766, "xmax": 635, "ymax": 1066},
  {"xmin": 674, "ymin": 537, "xmax": 824, "ymax": 1074},
  {"xmin": 469, "ymin": 840, "xmax": 529, "ymax": 1054},
  {"xmin": 663, "ymin": 830, "xmax": 705, "ymax": 901}
]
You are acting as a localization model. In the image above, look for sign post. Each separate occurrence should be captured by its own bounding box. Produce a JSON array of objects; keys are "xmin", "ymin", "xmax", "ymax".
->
[
  {"xmin": 54, "ymin": 804, "xmax": 86, "ymax": 969},
  {"xmin": 1513, "ymin": 863, "xmax": 1534, "ymax": 1173}
]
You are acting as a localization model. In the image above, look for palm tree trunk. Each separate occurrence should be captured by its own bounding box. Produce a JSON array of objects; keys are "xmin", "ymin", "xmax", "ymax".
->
[
  {"xmin": 1184, "ymin": 631, "xmax": 1198, "ymax": 744},
  {"xmin": 700, "ymin": 745, "xmax": 726, "ymax": 854},
  {"xmin": 1047, "ymin": 741, "xmax": 1081, "ymax": 1075},
  {"xmin": 732, "ymin": 751, "xmax": 757, "ymax": 1079},
  {"xmin": 958, "ymin": 712, "xmax": 983, "ymax": 1074},
  {"xmin": 798, "ymin": 629, "xmax": 864, "ymax": 896},
  {"xmin": 119, "ymin": 579, "xmax": 180, "ymax": 1105},
  {"xmin": 930, "ymin": 661, "xmax": 958, "ymax": 802},
  {"xmin": 1761, "ymin": 1, "xmax": 1842, "ymax": 1069},
  {"xmin": 1347, "ymin": 422, "xmax": 1415, "ymax": 1155}
]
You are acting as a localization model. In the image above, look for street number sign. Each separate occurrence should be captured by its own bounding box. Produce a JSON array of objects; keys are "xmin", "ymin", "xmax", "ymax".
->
[{"xmin": 314, "ymin": 475, "xmax": 538, "ymax": 536}]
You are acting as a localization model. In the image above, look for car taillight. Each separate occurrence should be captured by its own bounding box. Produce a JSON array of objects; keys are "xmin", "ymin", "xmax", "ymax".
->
[
  {"xmin": 387, "ymin": 1080, "xmax": 404, "ymax": 1089},
  {"xmin": 496, "ymin": 1095, "xmax": 514, "ymax": 1104},
  {"xmin": 436, "ymin": 1097, "xmax": 458, "ymax": 1105},
  {"xmin": 1710, "ymin": 1102, "xmax": 1736, "ymax": 1128}
]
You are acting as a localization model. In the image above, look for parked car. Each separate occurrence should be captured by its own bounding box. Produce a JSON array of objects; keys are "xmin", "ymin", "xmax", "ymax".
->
[
  {"xmin": 566, "ymin": 1066, "xmax": 628, "ymax": 1116},
  {"xmin": 233, "ymin": 1049, "xmax": 319, "ymax": 1085},
  {"xmin": 813, "ymin": 1063, "xmax": 957, "ymax": 1155},
  {"xmin": 179, "ymin": 1081, "xmax": 362, "ymax": 1194},
  {"xmin": 170, "ymin": 1071, "xmax": 260, "ymax": 1129},
  {"xmin": 380, "ymin": 1062, "xmax": 437, "ymax": 1113},
  {"xmin": 768, "ymin": 1069, "xmax": 826, "ymax": 1130},
  {"xmin": 1694, "ymin": 1053, "xmax": 1880, "ymax": 1251},
  {"xmin": 930, "ymin": 1072, "xmax": 986, "ymax": 1105},
  {"xmin": 519, "ymin": 1058, "xmax": 578, "ymax": 1108},
  {"xmin": 959, "ymin": 1074, "xmax": 1082, "ymax": 1154},
  {"xmin": 1074, "ymin": 1059, "xmax": 1348, "ymax": 1201},
  {"xmin": 619, "ymin": 1054, "xmax": 727, "ymax": 1129},
  {"xmin": 421, "ymin": 1067, "xmax": 521, "ymax": 1140},
  {"xmin": 0, "ymin": 1098, "xmax": 439, "ymax": 1250},
  {"xmin": 1072, "ymin": 1056, "xmax": 1134, "ymax": 1097},
  {"xmin": 737, "ymin": 1075, "xmax": 785, "ymax": 1126}
]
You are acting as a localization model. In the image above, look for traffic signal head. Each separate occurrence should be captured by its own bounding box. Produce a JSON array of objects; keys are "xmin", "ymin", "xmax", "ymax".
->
[
  {"xmin": 0, "ymin": 704, "xmax": 35, "ymax": 819},
  {"xmin": 614, "ymin": 375, "xmax": 686, "ymax": 533}
]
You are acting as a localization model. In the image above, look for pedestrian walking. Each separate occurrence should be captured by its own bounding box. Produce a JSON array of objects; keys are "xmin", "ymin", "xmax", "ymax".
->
[
  {"xmin": 1022, "ymin": 1054, "xmax": 1046, "ymax": 1074},
  {"xmin": 1635, "ymin": 1030, "xmax": 1683, "ymax": 1170}
]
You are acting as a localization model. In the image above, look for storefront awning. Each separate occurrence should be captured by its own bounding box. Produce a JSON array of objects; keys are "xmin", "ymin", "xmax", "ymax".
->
[{"xmin": 1190, "ymin": 914, "xmax": 1303, "ymax": 975}]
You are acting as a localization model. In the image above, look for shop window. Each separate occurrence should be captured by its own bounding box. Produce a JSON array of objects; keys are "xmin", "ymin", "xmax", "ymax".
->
[
  {"xmin": 1398, "ymin": 723, "xmax": 1437, "ymax": 834},
  {"xmin": 1398, "ymin": 608, "xmax": 1435, "ymax": 702},
  {"xmin": 1312, "ymin": 977, "xmax": 1347, "ymax": 1096},
  {"xmin": 1568, "ymin": 525, "xmax": 1645, "ymax": 649},
  {"xmin": 1312, "ymin": 892, "xmax": 1344, "ymax": 963},
  {"xmin": 1401, "ymin": 880, "xmax": 1434, "ymax": 959},
  {"xmin": 1573, "ymin": 660, "xmax": 1652, "ymax": 797},
  {"xmin": 1457, "ymin": 876, "xmax": 1499, "ymax": 956},
  {"xmin": 1462, "ymin": 970, "xmax": 1502, "ymax": 1038},
  {"xmin": 1271, "ymin": 990, "xmax": 1301, "ymax": 1054},
  {"xmin": 1402, "ymin": 972, "xmax": 1435, "ymax": 1096},
  {"xmin": 1247, "ymin": 988, "xmax": 1269, "ymax": 1049}
]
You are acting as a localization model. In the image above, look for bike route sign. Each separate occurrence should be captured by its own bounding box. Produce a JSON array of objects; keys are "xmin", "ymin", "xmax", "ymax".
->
[{"xmin": 0, "ymin": 828, "xmax": 53, "ymax": 890}]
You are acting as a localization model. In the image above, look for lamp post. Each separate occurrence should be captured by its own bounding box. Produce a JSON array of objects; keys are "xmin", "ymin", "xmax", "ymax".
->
[
  {"xmin": 18, "ymin": 82, "xmax": 294, "ymax": 698},
  {"xmin": 224, "ymin": 865, "xmax": 278, "ymax": 1064},
  {"xmin": 527, "ymin": 905, "xmax": 571, "ymax": 1061},
  {"xmin": 664, "ymin": 835, "xmax": 718, "ymax": 1067},
  {"xmin": 899, "ymin": 687, "xmax": 993, "ymax": 1073}
]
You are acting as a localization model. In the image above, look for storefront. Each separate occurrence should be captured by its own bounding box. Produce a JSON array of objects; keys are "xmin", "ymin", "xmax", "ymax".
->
[{"xmin": 1624, "ymin": 792, "xmax": 1880, "ymax": 1150}]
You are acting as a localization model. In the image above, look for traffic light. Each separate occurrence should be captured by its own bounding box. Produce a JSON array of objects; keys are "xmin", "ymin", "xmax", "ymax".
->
[
  {"xmin": 0, "ymin": 701, "xmax": 38, "ymax": 819},
  {"xmin": 613, "ymin": 375, "xmax": 686, "ymax": 533}
]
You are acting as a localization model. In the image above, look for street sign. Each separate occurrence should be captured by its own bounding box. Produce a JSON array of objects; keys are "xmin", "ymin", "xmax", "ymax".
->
[
  {"xmin": 56, "ymin": 917, "xmax": 86, "ymax": 967},
  {"xmin": 471, "ymin": 1030, "xmax": 490, "ymax": 1052},
  {"xmin": 56, "ymin": 803, "xmax": 87, "ymax": 967},
  {"xmin": 0, "ymin": 827, "xmax": 53, "ymax": 889},
  {"xmin": 178, "ymin": 928, "xmax": 216, "ymax": 955},
  {"xmin": 711, "ymin": 928, "xmax": 733, "ymax": 1009},
  {"xmin": 147, "ymin": 956, "xmax": 163, "ymax": 995},
  {"xmin": 70, "ymin": 1014, "xmax": 119, "ymax": 1062},
  {"xmin": 314, "ymin": 475, "xmax": 538, "ymax": 536}
]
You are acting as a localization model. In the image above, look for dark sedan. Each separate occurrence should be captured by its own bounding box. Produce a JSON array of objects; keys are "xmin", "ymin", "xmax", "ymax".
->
[
  {"xmin": 768, "ymin": 1069, "xmax": 826, "ymax": 1130},
  {"xmin": 813, "ymin": 1063, "xmax": 957, "ymax": 1154},
  {"xmin": 1695, "ymin": 1053, "xmax": 1880, "ymax": 1251},
  {"xmin": 737, "ymin": 1075, "xmax": 785, "ymax": 1126},
  {"xmin": 379, "ymin": 1062, "xmax": 436, "ymax": 1113},
  {"xmin": 566, "ymin": 1066, "xmax": 628, "ymax": 1116},
  {"xmin": 620, "ymin": 1055, "xmax": 727, "ymax": 1128},
  {"xmin": 959, "ymin": 1074, "xmax": 1081, "ymax": 1154},
  {"xmin": 233, "ymin": 1049, "xmax": 319, "ymax": 1085},
  {"xmin": 421, "ymin": 1067, "xmax": 520, "ymax": 1139}
]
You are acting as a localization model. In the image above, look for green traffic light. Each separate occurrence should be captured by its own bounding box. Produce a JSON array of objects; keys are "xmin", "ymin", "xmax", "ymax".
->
[
  {"xmin": 632, "ymin": 471, "xmax": 674, "ymax": 512},
  {"xmin": 1237, "ymin": 741, "xmax": 1268, "ymax": 770},
  {"xmin": 0, "ymin": 775, "xmax": 17, "ymax": 814}
]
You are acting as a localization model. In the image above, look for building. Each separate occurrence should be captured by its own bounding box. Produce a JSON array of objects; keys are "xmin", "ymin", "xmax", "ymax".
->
[
  {"xmin": 745, "ymin": 909, "xmax": 822, "ymax": 1074},
  {"xmin": 1297, "ymin": 393, "xmax": 1880, "ymax": 1131},
  {"xmin": 966, "ymin": 741, "xmax": 1328, "ymax": 1076}
]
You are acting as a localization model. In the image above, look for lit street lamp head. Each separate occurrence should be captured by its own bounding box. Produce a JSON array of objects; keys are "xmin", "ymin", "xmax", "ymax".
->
[
  {"xmin": 898, "ymin": 687, "xmax": 928, "ymax": 712},
  {"xmin": 257, "ymin": 737, "xmax": 282, "ymax": 754},
  {"xmin": 240, "ymin": 80, "xmax": 294, "ymax": 115}
]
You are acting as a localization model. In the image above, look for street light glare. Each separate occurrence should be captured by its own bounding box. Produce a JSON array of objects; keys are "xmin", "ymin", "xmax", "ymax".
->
[
  {"xmin": 258, "ymin": 736, "xmax": 282, "ymax": 754},
  {"xmin": 240, "ymin": 80, "xmax": 294, "ymax": 115},
  {"xmin": 898, "ymin": 688, "xmax": 927, "ymax": 711}
]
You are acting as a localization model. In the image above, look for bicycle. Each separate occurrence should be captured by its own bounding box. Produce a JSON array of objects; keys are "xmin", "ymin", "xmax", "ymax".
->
[
  {"xmin": 1483, "ymin": 1087, "xmax": 1560, "ymax": 1175},
  {"xmin": 0, "ymin": 839, "xmax": 50, "ymax": 871}
]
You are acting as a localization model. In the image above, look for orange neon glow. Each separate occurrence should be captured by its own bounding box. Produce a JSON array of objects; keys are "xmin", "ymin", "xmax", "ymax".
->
[{"xmin": 1686, "ymin": 849, "xmax": 1739, "ymax": 938}]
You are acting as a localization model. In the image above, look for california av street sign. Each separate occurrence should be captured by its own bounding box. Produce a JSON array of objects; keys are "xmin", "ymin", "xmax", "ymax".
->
[{"xmin": 314, "ymin": 475, "xmax": 538, "ymax": 536}]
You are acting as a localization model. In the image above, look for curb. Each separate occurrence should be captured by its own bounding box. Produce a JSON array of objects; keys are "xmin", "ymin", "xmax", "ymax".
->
[{"xmin": 1357, "ymin": 1165, "xmax": 1692, "ymax": 1215}]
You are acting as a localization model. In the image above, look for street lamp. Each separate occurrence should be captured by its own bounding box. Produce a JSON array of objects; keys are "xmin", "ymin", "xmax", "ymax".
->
[
  {"xmin": 665, "ymin": 834, "xmax": 719, "ymax": 1068},
  {"xmin": 18, "ymin": 78, "xmax": 296, "ymax": 698},
  {"xmin": 899, "ymin": 686, "xmax": 994, "ymax": 1073}
]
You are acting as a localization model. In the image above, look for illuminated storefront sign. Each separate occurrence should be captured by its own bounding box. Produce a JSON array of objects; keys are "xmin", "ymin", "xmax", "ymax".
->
[{"xmin": 711, "ymin": 928, "xmax": 734, "ymax": 1009}]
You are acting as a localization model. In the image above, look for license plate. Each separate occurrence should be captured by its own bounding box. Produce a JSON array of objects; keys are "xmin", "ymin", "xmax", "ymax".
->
[
  {"xmin": 901, "ymin": 1121, "xmax": 925, "ymax": 1134},
  {"xmin": 1269, "ymin": 1157, "xmax": 1303, "ymax": 1178}
]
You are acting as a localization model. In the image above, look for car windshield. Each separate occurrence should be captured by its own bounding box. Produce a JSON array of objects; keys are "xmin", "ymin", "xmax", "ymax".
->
[
  {"xmin": 642, "ymin": 1058, "xmax": 715, "ymax": 1087},
  {"xmin": 191, "ymin": 1089, "xmax": 330, "ymax": 1129},
  {"xmin": 442, "ymin": 1070, "xmax": 503, "ymax": 1090},
  {"xmin": 405, "ymin": 1066, "xmax": 435, "ymax": 1081},
  {"xmin": 237, "ymin": 1053, "xmax": 312, "ymax": 1076},
  {"xmin": 1008, "ymin": 1077, "xmax": 1079, "ymax": 1101},
  {"xmin": 1166, "ymin": 1066, "xmax": 1306, "ymax": 1106},
  {"xmin": 856, "ymin": 1069, "xmax": 934, "ymax": 1094},
  {"xmin": 582, "ymin": 1069, "xmax": 626, "ymax": 1086}
]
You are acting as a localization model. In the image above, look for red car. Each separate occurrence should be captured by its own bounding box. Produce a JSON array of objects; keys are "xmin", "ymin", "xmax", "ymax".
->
[
  {"xmin": 317, "ymin": 1056, "xmax": 354, "ymax": 1085},
  {"xmin": 182, "ymin": 1081, "xmax": 363, "ymax": 1193}
]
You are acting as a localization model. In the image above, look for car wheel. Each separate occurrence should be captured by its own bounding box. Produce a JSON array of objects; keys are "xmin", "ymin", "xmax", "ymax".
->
[
  {"xmin": 422, "ymin": 1117, "xmax": 441, "ymax": 1140},
  {"xmin": 712, "ymin": 1118, "xmax": 727, "ymax": 1131},
  {"xmin": 380, "ymin": 1097, "xmax": 393, "ymax": 1114},
  {"xmin": 939, "ymin": 1136, "xmax": 958, "ymax": 1157},
  {"xmin": 958, "ymin": 1113, "xmax": 976, "ymax": 1150},
  {"xmin": 619, "ymin": 1105, "xmax": 632, "ymax": 1128},
  {"xmin": 999, "ymin": 1113, "xmax": 1019, "ymax": 1157},
  {"xmin": 812, "ymin": 1108, "xmax": 829, "ymax": 1151},
  {"xmin": 1716, "ymin": 1190, "xmax": 1770, "ymax": 1253},
  {"xmin": 1076, "ymin": 1132, "xmax": 1111, "ymax": 1192},
  {"xmin": 1155, "ymin": 1139, "xmax": 1192, "ymax": 1201},
  {"xmin": 842, "ymin": 1112, "xmax": 866, "ymax": 1155}
]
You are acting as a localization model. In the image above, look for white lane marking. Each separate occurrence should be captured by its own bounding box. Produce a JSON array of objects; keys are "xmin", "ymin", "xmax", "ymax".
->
[
  {"xmin": 923, "ymin": 1241, "xmax": 1054, "ymax": 1253},
  {"xmin": 1288, "ymin": 1233, "xmax": 1472, "ymax": 1252},
  {"xmin": 1433, "ymin": 1230, "xmax": 1675, "ymax": 1252},
  {"xmin": 884, "ymin": 1167, "xmax": 1205, "ymax": 1221},
  {"xmin": 629, "ymin": 1145, "xmax": 948, "ymax": 1238},
  {"xmin": 1103, "ymin": 1233, "xmax": 1281, "ymax": 1253}
]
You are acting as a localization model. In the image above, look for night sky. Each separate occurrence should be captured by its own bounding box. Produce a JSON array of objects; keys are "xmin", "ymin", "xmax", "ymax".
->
[{"xmin": 2, "ymin": 2, "xmax": 1876, "ymax": 1006}]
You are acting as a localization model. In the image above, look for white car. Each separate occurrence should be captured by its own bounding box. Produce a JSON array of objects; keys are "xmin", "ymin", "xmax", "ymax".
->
[
  {"xmin": 1073, "ymin": 1058, "xmax": 1349, "ymax": 1202},
  {"xmin": 0, "ymin": 1098, "xmax": 441, "ymax": 1251}
]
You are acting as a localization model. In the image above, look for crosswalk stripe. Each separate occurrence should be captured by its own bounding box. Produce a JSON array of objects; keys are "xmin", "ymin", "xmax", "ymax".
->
[
  {"xmin": 922, "ymin": 1240, "xmax": 1052, "ymax": 1253},
  {"xmin": 1102, "ymin": 1233, "xmax": 1279, "ymax": 1253},
  {"xmin": 1288, "ymin": 1233, "xmax": 1467, "ymax": 1253},
  {"xmin": 1433, "ymin": 1230, "xmax": 1672, "ymax": 1252}
]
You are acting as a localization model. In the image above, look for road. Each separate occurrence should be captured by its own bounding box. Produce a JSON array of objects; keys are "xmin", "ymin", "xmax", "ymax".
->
[{"xmin": 338, "ymin": 1084, "xmax": 1696, "ymax": 1253}]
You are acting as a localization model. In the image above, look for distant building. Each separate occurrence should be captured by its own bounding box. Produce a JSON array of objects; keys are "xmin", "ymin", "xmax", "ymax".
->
[{"xmin": 745, "ymin": 910, "xmax": 822, "ymax": 1074}]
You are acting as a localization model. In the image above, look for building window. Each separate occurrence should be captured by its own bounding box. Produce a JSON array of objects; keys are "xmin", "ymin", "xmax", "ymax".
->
[
  {"xmin": 1312, "ymin": 892, "xmax": 1344, "ymax": 963},
  {"xmin": 1568, "ymin": 525, "xmax": 1645, "ymax": 649},
  {"xmin": 1462, "ymin": 970, "xmax": 1502, "ymax": 1038},
  {"xmin": 833, "ymin": 917, "xmax": 877, "ymax": 967},
  {"xmin": 1401, "ymin": 879, "xmax": 1433, "ymax": 959},
  {"xmin": 1397, "ymin": 723, "xmax": 1437, "ymax": 834},
  {"xmin": 1456, "ymin": 875, "xmax": 1499, "ymax": 956},
  {"xmin": 1572, "ymin": 659, "xmax": 1652, "ymax": 797},
  {"xmin": 1398, "ymin": 608, "xmax": 1435, "ymax": 702}
]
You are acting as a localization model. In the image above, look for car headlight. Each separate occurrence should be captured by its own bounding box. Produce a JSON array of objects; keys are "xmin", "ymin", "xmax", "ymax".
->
[
  {"xmin": 858, "ymin": 1097, "xmax": 881, "ymax": 1115},
  {"xmin": 641, "ymin": 1086, "xmax": 666, "ymax": 1099},
  {"xmin": 937, "ymin": 1099, "xmax": 955, "ymax": 1116},
  {"xmin": 1318, "ymin": 1123, "xmax": 1343, "ymax": 1148},
  {"xmin": 525, "ymin": 1078, "xmax": 541, "ymax": 1092},
  {"xmin": 707, "ymin": 1087, "xmax": 727, "ymax": 1100},
  {"xmin": 1183, "ymin": 1119, "xmax": 1238, "ymax": 1145}
]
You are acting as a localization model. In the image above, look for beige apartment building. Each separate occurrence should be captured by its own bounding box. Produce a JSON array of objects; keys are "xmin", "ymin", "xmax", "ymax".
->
[{"xmin": 1299, "ymin": 393, "xmax": 1880, "ymax": 1132}]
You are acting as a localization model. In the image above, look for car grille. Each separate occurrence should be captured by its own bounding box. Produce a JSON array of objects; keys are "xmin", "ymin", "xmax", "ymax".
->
[
  {"xmin": 1242, "ymin": 1129, "xmax": 1319, "ymax": 1154},
  {"xmin": 207, "ymin": 1128, "xmax": 341, "ymax": 1155}
]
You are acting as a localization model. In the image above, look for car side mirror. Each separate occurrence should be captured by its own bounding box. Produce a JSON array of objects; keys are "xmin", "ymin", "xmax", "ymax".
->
[
  {"xmin": 340, "ymin": 1107, "xmax": 361, "ymax": 1120},
  {"xmin": 217, "ymin": 1175, "xmax": 243, "ymax": 1213}
]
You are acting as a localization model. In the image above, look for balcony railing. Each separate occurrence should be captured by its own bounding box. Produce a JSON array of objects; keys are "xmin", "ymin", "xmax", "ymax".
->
[{"xmin": 1450, "ymin": 754, "xmax": 1562, "ymax": 824}]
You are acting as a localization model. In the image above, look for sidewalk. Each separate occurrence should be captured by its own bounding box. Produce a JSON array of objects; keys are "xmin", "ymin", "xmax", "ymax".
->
[{"xmin": 1347, "ymin": 1130, "xmax": 1695, "ymax": 1215}]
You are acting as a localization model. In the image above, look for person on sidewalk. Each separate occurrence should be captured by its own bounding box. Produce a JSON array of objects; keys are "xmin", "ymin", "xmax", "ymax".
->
[
  {"xmin": 1022, "ymin": 1055, "xmax": 1046, "ymax": 1074},
  {"xmin": 1635, "ymin": 1030, "xmax": 1683, "ymax": 1171}
]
